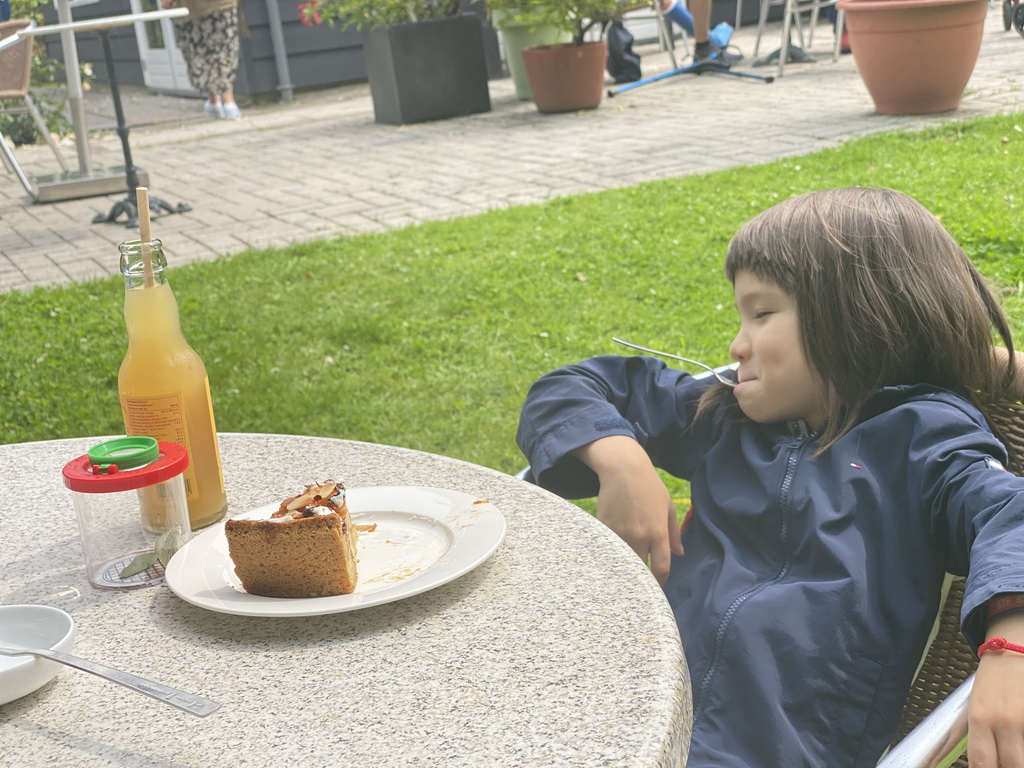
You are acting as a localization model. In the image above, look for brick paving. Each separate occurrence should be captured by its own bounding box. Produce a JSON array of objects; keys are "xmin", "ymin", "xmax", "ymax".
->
[{"xmin": 1, "ymin": 12, "xmax": 1022, "ymax": 293}]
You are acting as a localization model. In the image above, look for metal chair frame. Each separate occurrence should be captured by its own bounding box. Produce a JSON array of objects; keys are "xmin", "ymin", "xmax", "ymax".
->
[
  {"xmin": 0, "ymin": 18, "xmax": 70, "ymax": 199},
  {"xmin": 752, "ymin": 0, "xmax": 843, "ymax": 77}
]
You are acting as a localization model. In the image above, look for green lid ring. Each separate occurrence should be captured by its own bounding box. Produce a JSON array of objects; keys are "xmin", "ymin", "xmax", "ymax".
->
[{"xmin": 87, "ymin": 436, "xmax": 160, "ymax": 470}]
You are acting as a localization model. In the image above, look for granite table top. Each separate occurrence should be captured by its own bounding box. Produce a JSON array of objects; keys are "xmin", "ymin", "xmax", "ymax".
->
[{"xmin": 0, "ymin": 433, "xmax": 691, "ymax": 767}]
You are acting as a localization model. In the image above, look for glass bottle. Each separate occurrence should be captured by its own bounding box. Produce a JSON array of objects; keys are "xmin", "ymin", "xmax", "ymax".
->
[{"xmin": 117, "ymin": 239, "xmax": 227, "ymax": 530}]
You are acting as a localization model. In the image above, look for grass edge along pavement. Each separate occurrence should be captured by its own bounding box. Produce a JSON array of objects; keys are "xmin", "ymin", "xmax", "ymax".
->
[{"xmin": 2, "ymin": 112, "xmax": 1023, "ymax": 518}]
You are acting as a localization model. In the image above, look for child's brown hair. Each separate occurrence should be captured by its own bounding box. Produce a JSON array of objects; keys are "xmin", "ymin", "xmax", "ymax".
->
[{"xmin": 712, "ymin": 187, "xmax": 1020, "ymax": 454}]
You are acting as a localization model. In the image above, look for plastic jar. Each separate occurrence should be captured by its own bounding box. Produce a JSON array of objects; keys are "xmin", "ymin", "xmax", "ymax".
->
[{"xmin": 62, "ymin": 437, "xmax": 192, "ymax": 589}]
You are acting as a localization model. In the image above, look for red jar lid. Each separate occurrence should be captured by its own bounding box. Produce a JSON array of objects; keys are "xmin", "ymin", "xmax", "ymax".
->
[{"xmin": 62, "ymin": 441, "xmax": 189, "ymax": 493}]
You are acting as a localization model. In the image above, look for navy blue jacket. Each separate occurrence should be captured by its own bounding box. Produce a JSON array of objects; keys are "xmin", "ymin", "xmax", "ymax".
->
[{"xmin": 517, "ymin": 355, "xmax": 1024, "ymax": 768}]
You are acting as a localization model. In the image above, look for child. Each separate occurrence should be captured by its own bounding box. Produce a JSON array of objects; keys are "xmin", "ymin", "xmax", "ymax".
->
[{"xmin": 516, "ymin": 188, "xmax": 1024, "ymax": 767}]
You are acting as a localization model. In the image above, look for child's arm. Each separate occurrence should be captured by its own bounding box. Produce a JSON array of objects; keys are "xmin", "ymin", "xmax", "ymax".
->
[
  {"xmin": 572, "ymin": 435, "xmax": 684, "ymax": 586},
  {"xmin": 967, "ymin": 610, "xmax": 1024, "ymax": 766},
  {"xmin": 517, "ymin": 355, "xmax": 706, "ymax": 499}
]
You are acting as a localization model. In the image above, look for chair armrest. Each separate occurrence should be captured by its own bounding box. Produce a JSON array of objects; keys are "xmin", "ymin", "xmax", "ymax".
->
[{"xmin": 878, "ymin": 674, "xmax": 972, "ymax": 768}]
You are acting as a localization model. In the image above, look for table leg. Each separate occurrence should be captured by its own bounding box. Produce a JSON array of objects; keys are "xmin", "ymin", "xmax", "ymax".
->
[{"xmin": 91, "ymin": 28, "xmax": 191, "ymax": 228}]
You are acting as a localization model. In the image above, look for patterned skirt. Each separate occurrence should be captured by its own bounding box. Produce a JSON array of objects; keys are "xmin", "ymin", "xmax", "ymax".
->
[{"xmin": 175, "ymin": 8, "xmax": 240, "ymax": 95}]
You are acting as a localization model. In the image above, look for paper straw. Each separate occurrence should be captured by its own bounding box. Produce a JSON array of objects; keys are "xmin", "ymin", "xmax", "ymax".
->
[{"xmin": 136, "ymin": 187, "xmax": 155, "ymax": 288}]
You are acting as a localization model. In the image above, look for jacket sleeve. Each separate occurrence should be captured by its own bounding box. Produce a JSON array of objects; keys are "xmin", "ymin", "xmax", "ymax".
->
[
  {"xmin": 515, "ymin": 355, "xmax": 711, "ymax": 499},
  {"xmin": 913, "ymin": 399, "xmax": 1024, "ymax": 649}
]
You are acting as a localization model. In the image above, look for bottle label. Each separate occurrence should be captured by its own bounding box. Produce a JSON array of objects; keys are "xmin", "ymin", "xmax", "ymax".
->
[{"xmin": 120, "ymin": 391, "xmax": 199, "ymax": 499}]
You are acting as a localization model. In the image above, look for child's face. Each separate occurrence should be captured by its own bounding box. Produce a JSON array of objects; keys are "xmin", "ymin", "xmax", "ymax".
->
[{"xmin": 729, "ymin": 270, "xmax": 828, "ymax": 430}]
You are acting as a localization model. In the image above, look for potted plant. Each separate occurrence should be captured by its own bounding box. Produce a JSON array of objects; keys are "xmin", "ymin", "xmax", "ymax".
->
[
  {"xmin": 487, "ymin": 0, "xmax": 629, "ymax": 113},
  {"xmin": 490, "ymin": 10, "xmax": 571, "ymax": 100},
  {"xmin": 299, "ymin": 0, "xmax": 492, "ymax": 125},
  {"xmin": 836, "ymin": 0, "xmax": 988, "ymax": 114}
]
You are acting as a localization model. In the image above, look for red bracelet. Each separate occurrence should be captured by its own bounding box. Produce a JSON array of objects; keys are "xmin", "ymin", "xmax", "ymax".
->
[{"xmin": 978, "ymin": 637, "xmax": 1024, "ymax": 658}]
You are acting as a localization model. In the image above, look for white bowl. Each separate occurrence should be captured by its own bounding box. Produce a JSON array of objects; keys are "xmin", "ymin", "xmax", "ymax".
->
[{"xmin": 0, "ymin": 604, "xmax": 76, "ymax": 706}]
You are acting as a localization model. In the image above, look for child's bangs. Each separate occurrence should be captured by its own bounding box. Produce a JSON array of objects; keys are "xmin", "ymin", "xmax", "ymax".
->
[{"xmin": 724, "ymin": 213, "xmax": 800, "ymax": 293}]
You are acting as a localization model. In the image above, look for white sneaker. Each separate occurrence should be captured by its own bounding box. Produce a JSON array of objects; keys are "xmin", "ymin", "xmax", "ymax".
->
[
  {"xmin": 222, "ymin": 102, "xmax": 242, "ymax": 120},
  {"xmin": 203, "ymin": 100, "xmax": 225, "ymax": 119}
]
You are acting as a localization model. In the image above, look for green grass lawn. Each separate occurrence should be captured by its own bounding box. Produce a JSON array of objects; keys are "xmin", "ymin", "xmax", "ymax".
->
[{"xmin": 3, "ymin": 114, "xmax": 1023, "ymax": 506}]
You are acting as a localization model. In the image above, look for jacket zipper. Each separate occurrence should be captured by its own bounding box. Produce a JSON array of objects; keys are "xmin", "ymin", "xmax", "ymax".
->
[{"xmin": 691, "ymin": 433, "xmax": 809, "ymax": 721}]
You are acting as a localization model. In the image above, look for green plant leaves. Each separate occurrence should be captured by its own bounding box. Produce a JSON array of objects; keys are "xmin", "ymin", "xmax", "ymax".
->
[
  {"xmin": 118, "ymin": 525, "xmax": 186, "ymax": 579},
  {"xmin": 118, "ymin": 552, "xmax": 159, "ymax": 579}
]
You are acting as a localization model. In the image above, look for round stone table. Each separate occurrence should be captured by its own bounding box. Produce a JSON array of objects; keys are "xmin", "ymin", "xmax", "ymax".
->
[{"xmin": 0, "ymin": 433, "xmax": 691, "ymax": 767}]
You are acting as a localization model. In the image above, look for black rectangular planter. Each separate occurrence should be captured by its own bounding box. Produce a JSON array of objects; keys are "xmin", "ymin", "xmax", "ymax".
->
[{"xmin": 362, "ymin": 15, "xmax": 492, "ymax": 125}]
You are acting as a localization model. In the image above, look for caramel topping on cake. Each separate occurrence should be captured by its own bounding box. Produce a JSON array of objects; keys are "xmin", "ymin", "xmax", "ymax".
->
[{"xmin": 273, "ymin": 481, "xmax": 345, "ymax": 519}]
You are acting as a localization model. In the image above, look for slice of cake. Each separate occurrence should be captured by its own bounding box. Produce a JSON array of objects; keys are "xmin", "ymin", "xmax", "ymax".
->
[{"xmin": 225, "ymin": 481, "xmax": 359, "ymax": 598}]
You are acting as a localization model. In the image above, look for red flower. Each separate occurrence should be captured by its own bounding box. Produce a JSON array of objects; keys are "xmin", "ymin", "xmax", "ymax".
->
[{"xmin": 297, "ymin": 1, "xmax": 322, "ymax": 26}]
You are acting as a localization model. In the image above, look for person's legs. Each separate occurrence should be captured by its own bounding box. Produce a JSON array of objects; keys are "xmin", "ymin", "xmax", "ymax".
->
[
  {"xmin": 687, "ymin": 0, "xmax": 716, "ymax": 59},
  {"xmin": 216, "ymin": 10, "xmax": 241, "ymax": 118},
  {"xmin": 658, "ymin": 0, "xmax": 739, "ymax": 64},
  {"xmin": 203, "ymin": 97, "xmax": 224, "ymax": 118},
  {"xmin": 823, "ymin": 5, "xmax": 850, "ymax": 52},
  {"xmin": 203, "ymin": 7, "xmax": 242, "ymax": 119},
  {"xmin": 688, "ymin": 0, "xmax": 742, "ymax": 63},
  {"xmin": 221, "ymin": 87, "xmax": 241, "ymax": 119},
  {"xmin": 689, "ymin": 0, "xmax": 711, "ymax": 43},
  {"xmin": 176, "ymin": 19, "xmax": 222, "ymax": 117}
]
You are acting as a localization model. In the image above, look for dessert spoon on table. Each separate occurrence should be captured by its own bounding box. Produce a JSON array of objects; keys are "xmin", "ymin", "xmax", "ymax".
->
[
  {"xmin": 612, "ymin": 338, "xmax": 738, "ymax": 387},
  {"xmin": 0, "ymin": 644, "xmax": 221, "ymax": 716}
]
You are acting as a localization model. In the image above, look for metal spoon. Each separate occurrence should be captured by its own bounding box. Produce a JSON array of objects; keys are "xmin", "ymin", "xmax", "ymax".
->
[
  {"xmin": 0, "ymin": 644, "xmax": 221, "ymax": 717},
  {"xmin": 612, "ymin": 337, "xmax": 737, "ymax": 387}
]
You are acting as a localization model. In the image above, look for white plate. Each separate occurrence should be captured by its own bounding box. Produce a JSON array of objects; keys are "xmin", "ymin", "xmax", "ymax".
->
[{"xmin": 164, "ymin": 486, "xmax": 506, "ymax": 617}]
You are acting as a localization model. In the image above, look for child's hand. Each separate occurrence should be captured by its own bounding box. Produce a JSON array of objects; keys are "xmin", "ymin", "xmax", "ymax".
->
[
  {"xmin": 968, "ymin": 612, "xmax": 1024, "ymax": 767},
  {"xmin": 573, "ymin": 435, "xmax": 684, "ymax": 585}
]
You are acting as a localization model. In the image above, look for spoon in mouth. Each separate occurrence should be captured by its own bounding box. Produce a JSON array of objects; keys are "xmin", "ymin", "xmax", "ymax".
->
[{"xmin": 612, "ymin": 338, "xmax": 737, "ymax": 387}]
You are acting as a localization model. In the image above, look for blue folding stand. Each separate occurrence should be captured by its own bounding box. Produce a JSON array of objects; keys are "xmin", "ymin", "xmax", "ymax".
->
[{"xmin": 609, "ymin": 50, "xmax": 774, "ymax": 97}]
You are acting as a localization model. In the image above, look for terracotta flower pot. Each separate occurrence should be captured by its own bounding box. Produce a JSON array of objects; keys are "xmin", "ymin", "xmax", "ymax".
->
[
  {"xmin": 519, "ymin": 40, "xmax": 608, "ymax": 114},
  {"xmin": 837, "ymin": 0, "xmax": 987, "ymax": 115}
]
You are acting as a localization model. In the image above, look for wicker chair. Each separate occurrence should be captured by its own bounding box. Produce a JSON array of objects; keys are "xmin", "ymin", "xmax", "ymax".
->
[{"xmin": 0, "ymin": 19, "xmax": 69, "ymax": 197}]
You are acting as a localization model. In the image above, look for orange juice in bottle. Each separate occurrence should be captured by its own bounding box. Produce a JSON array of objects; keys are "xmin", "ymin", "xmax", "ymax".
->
[{"xmin": 117, "ymin": 237, "xmax": 227, "ymax": 529}]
